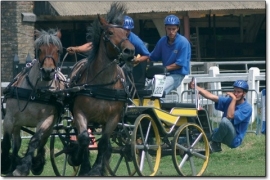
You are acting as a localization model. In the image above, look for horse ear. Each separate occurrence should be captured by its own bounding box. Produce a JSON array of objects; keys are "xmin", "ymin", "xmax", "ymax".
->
[
  {"xmin": 34, "ymin": 30, "xmax": 40, "ymax": 38},
  {"xmin": 56, "ymin": 29, "xmax": 62, "ymax": 39},
  {"xmin": 98, "ymin": 14, "xmax": 108, "ymax": 27}
]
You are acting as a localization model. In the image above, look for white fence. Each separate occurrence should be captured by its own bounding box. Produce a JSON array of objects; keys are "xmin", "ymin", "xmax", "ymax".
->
[{"xmin": 190, "ymin": 60, "xmax": 265, "ymax": 74}]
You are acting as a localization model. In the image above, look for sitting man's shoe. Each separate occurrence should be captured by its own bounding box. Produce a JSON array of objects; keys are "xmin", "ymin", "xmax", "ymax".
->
[{"xmin": 210, "ymin": 141, "xmax": 222, "ymax": 153}]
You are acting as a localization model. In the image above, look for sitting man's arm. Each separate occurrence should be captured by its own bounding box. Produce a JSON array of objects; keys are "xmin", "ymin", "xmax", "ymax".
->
[
  {"xmin": 189, "ymin": 79, "xmax": 219, "ymax": 102},
  {"xmin": 67, "ymin": 42, "xmax": 93, "ymax": 54}
]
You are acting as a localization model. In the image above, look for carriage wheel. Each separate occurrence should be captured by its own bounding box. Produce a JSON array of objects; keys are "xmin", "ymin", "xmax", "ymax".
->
[
  {"xmin": 50, "ymin": 123, "xmax": 80, "ymax": 176},
  {"xmin": 131, "ymin": 114, "xmax": 161, "ymax": 176},
  {"xmin": 105, "ymin": 131, "xmax": 137, "ymax": 176},
  {"xmin": 172, "ymin": 123, "xmax": 210, "ymax": 176}
]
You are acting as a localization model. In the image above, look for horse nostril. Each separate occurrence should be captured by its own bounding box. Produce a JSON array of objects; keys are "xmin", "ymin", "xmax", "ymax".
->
[{"xmin": 122, "ymin": 48, "xmax": 135, "ymax": 56}]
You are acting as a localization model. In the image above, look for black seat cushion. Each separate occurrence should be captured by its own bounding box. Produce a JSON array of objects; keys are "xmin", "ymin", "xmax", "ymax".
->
[
  {"xmin": 132, "ymin": 42, "xmax": 149, "ymax": 90},
  {"xmin": 132, "ymin": 61, "xmax": 147, "ymax": 89},
  {"xmin": 161, "ymin": 102, "xmax": 196, "ymax": 110},
  {"xmin": 136, "ymin": 89, "xmax": 153, "ymax": 97},
  {"xmin": 146, "ymin": 65, "xmax": 167, "ymax": 79}
]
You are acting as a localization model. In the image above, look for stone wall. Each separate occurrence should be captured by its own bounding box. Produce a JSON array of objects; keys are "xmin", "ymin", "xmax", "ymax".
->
[{"xmin": 1, "ymin": 1, "xmax": 35, "ymax": 82}]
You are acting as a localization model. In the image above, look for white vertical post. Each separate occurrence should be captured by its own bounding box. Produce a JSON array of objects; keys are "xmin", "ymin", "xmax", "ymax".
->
[
  {"xmin": 208, "ymin": 66, "xmax": 222, "ymax": 120},
  {"xmin": 248, "ymin": 67, "xmax": 260, "ymax": 123},
  {"xmin": 177, "ymin": 76, "xmax": 189, "ymax": 103},
  {"xmin": 209, "ymin": 66, "xmax": 221, "ymax": 91}
]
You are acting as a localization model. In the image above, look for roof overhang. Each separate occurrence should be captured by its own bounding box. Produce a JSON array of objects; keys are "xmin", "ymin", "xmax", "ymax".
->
[{"xmin": 36, "ymin": 1, "xmax": 266, "ymax": 21}]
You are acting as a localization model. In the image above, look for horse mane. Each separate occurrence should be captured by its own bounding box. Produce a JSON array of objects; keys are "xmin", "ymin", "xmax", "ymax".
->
[
  {"xmin": 34, "ymin": 28, "xmax": 63, "ymax": 54},
  {"xmin": 86, "ymin": 2, "xmax": 127, "ymax": 62}
]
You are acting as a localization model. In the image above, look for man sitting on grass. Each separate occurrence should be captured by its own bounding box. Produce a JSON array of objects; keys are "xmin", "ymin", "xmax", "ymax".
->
[{"xmin": 189, "ymin": 80, "xmax": 252, "ymax": 153}]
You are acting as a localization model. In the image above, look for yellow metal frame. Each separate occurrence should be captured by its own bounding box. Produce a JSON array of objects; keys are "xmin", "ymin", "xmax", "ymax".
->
[
  {"xmin": 132, "ymin": 98, "xmax": 161, "ymax": 109},
  {"xmin": 170, "ymin": 108, "xmax": 198, "ymax": 116},
  {"xmin": 132, "ymin": 98, "xmax": 199, "ymax": 128},
  {"xmin": 153, "ymin": 108, "xmax": 180, "ymax": 126}
]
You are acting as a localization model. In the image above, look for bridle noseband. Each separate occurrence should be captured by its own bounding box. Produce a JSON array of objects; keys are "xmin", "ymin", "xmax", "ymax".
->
[
  {"xmin": 40, "ymin": 55, "xmax": 58, "ymax": 68},
  {"xmin": 102, "ymin": 24, "xmax": 129, "ymax": 62},
  {"xmin": 36, "ymin": 47, "xmax": 60, "ymax": 69}
]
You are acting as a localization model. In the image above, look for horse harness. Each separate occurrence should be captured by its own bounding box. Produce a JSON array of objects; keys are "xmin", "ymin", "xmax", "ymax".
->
[
  {"xmin": 66, "ymin": 24, "xmax": 134, "ymax": 102},
  {"xmin": 67, "ymin": 59, "xmax": 131, "ymax": 102},
  {"xmin": 1, "ymin": 59, "xmax": 66, "ymax": 117}
]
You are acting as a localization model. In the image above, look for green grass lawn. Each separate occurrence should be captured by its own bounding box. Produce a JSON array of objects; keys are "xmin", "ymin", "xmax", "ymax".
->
[{"xmin": 2, "ymin": 132, "xmax": 266, "ymax": 177}]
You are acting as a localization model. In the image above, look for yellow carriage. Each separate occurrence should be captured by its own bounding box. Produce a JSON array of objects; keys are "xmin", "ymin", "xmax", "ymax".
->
[{"xmin": 48, "ymin": 60, "xmax": 213, "ymax": 176}]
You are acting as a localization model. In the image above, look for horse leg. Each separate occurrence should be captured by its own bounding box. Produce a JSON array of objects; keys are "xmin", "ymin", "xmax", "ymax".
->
[
  {"xmin": 90, "ymin": 116, "xmax": 119, "ymax": 176},
  {"xmin": 12, "ymin": 129, "xmax": 43, "ymax": 176},
  {"xmin": 10, "ymin": 127, "xmax": 23, "ymax": 173},
  {"xmin": 77, "ymin": 145, "xmax": 91, "ymax": 176},
  {"xmin": 1, "ymin": 132, "xmax": 12, "ymax": 174},
  {"xmin": 31, "ymin": 125, "xmax": 53, "ymax": 175},
  {"xmin": 89, "ymin": 133, "xmax": 112, "ymax": 176},
  {"xmin": 68, "ymin": 111, "xmax": 92, "ymax": 176},
  {"xmin": 72, "ymin": 129, "xmax": 91, "ymax": 176},
  {"xmin": 1, "ymin": 116, "xmax": 15, "ymax": 175}
]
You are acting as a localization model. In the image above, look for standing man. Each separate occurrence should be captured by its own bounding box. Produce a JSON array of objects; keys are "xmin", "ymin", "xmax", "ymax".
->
[
  {"xmin": 189, "ymin": 79, "xmax": 252, "ymax": 153},
  {"xmin": 135, "ymin": 15, "xmax": 191, "ymax": 95}
]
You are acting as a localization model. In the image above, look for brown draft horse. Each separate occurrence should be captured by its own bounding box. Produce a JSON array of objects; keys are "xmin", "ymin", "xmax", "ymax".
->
[
  {"xmin": 66, "ymin": 2, "xmax": 135, "ymax": 176},
  {"xmin": 1, "ymin": 29, "xmax": 66, "ymax": 176}
]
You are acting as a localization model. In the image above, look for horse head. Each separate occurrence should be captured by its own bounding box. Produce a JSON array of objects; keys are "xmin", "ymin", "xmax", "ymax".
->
[
  {"xmin": 98, "ymin": 15, "xmax": 135, "ymax": 64},
  {"xmin": 34, "ymin": 29, "xmax": 63, "ymax": 81}
]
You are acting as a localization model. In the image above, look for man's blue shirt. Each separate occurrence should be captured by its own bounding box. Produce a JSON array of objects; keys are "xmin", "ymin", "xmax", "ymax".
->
[
  {"xmin": 215, "ymin": 96, "xmax": 252, "ymax": 148},
  {"xmin": 262, "ymin": 88, "xmax": 266, "ymax": 96},
  {"xmin": 128, "ymin": 32, "xmax": 150, "ymax": 56},
  {"xmin": 149, "ymin": 33, "xmax": 191, "ymax": 75}
]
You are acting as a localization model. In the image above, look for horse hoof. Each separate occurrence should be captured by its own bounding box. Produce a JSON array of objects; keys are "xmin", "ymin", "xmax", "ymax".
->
[
  {"xmin": 78, "ymin": 173, "xmax": 90, "ymax": 177},
  {"xmin": 31, "ymin": 157, "xmax": 45, "ymax": 175},
  {"xmin": 67, "ymin": 155, "xmax": 81, "ymax": 167},
  {"xmin": 4, "ymin": 172, "xmax": 14, "ymax": 177},
  {"xmin": 88, "ymin": 169, "xmax": 102, "ymax": 176},
  {"xmin": 1, "ymin": 167, "xmax": 11, "ymax": 175},
  {"xmin": 1, "ymin": 155, "xmax": 11, "ymax": 174},
  {"xmin": 12, "ymin": 169, "xmax": 25, "ymax": 176},
  {"xmin": 31, "ymin": 166, "xmax": 44, "ymax": 175}
]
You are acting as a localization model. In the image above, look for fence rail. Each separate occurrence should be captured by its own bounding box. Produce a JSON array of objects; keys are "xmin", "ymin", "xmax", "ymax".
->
[{"xmin": 190, "ymin": 60, "xmax": 265, "ymax": 74}]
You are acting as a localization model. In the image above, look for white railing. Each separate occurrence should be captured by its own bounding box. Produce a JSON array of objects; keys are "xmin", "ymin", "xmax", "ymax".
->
[{"xmin": 190, "ymin": 60, "xmax": 265, "ymax": 74}]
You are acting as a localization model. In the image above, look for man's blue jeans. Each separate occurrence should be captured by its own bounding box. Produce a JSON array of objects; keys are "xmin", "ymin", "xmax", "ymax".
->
[
  {"xmin": 164, "ymin": 74, "xmax": 185, "ymax": 95},
  {"xmin": 212, "ymin": 117, "xmax": 237, "ymax": 147}
]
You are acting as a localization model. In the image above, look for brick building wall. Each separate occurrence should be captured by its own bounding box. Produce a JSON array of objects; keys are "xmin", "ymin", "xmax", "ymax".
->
[{"xmin": 1, "ymin": 1, "xmax": 35, "ymax": 82}]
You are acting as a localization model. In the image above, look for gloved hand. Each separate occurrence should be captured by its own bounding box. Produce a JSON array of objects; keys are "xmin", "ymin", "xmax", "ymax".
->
[
  {"xmin": 132, "ymin": 54, "xmax": 141, "ymax": 65},
  {"xmin": 188, "ymin": 77, "xmax": 195, "ymax": 89},
  {"xmin": 67, "ymin": 46, "xmax": 78, "ymax": 54}
]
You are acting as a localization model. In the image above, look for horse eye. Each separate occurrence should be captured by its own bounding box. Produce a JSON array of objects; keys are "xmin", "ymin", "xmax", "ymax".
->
[
  {"xmin": 37, "ymin": 49, "xmax": 42, "ymax": 55},
  {"xmin": 108, "ymin": 31, "xmax": 113, "ymax": 36}
]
